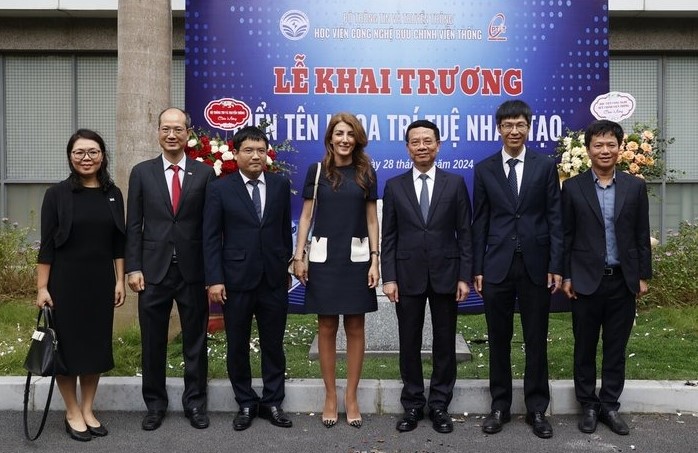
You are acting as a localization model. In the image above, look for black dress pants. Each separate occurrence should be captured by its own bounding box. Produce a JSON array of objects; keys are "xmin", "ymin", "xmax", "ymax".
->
[
  {"xmin": 138, "ymin": 262, "xmax": 209, "ymax": 412},
  {"xmin": 395, "ymin": 283, "xmax": 457, "ymax": 411},
  {"xmin": 572, "ymin": 270, "xmax": 636, "ymax": 413},
  {"xmin": 222, "ymin": 276, "xmax": 288, "ymax": 408},
  {"xmin": 483, "ymin": 253, "xmax": 551, "ymax": 413}
]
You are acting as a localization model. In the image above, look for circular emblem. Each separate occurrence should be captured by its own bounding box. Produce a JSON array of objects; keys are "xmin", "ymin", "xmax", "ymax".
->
[{"xmin": 279, "ymin": 10, "xmax": 309, "ymax": 41}]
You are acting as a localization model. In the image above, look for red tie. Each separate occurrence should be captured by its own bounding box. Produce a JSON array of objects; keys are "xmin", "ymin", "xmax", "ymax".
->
[{"xmin": 170, "ymin": 165, "xmax": 181, "ymax": 214}]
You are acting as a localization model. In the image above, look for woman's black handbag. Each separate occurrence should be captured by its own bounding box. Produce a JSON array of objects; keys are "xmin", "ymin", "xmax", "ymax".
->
[{"xmin": 22, "ymin": 306, "xmax": 59, "ymax": 441}]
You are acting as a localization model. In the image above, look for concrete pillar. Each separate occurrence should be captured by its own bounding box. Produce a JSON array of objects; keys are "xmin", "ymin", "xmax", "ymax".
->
[
  {"xmin": 115, "ymin": 0, "xmax": 173, "ymax": 328},
  {"xmin": 116, "ymin": 0, "xmax": 172, "ymax": 192}
]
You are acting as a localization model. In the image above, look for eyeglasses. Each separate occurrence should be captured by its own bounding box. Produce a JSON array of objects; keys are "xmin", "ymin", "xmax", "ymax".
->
[
  {"xmin": 71, "ymin": 148, "xmax": 102, "ymax": 160},
  {"xmin": 499, "ymin": 122, "xmax": 529, "ymax": 133},
  {"xmin": 408, "ymin": 139, "xmax": 437, "ymax": 148},
  {"xmin": 159, "ymin": 126, "xmax": 188, "ymax": 136},
  {"xmin": 238, "ymin": 148, "xmax": 268, "ymax": 156}
]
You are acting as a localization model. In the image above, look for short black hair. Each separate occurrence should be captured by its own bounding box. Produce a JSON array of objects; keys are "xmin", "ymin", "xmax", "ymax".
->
[
  {"xmin": 405, "ymin": 120, "xmax": 440, "ymax": 143},
  {"xmin": 232, "ymin": 126, "xmax": 269, "ymax": 151},
  {"xmin": 584, "ymin": 120, "xmax": 624, "ymax": 148},
  {"xmin": 495, "ymin": 100, "xmax": 532, "ymax": 125}
]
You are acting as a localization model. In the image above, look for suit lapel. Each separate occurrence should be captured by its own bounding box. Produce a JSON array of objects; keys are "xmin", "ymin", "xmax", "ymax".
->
[
  {"xmin": 105, "ymin": 187, "xmax": 125, "ymax": 233},
  {"xmin": 229, "ymin": 172, "xmax": 260, "ymax": 222},
  {"xmin": 150, "ymin": 157, "xmax": 174, "ymax": 216},
  {"xmin": 613, "ymin": 172, "xmax": 628, "ymax": 222},
  {"xmin": 261, "ymin": 174, "xmax": 277, "ymax": 223},
  {"xmin": 429, "ymin": 168, "xmax": 449, "ymax": 222},
  {"xmin": 518, "ymin": 152, "xmax": 538, "ymax": 206},
  {"xmin": 178, "ymin": 158, "xmax": 195, "ymax": 212},
  {"xmin": 398, "ymin": 170, "xmax": 425, "ymax": 224},
  {"xmin": 488, "ymin": 154, "xmax": 517, "ymax": 208},
  {"xmin": 579, "ymin": 170, "xmax": 604, "ymax": 225}
]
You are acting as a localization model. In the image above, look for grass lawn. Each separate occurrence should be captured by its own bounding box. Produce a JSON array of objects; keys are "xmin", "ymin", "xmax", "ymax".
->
[{"xmin": 2, "ymin": 298, "xmax": 697, "ymax": 381}]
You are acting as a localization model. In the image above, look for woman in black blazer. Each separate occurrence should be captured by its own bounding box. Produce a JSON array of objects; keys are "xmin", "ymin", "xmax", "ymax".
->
[{"xmin": 35, "ymin": 129, "xmax": 126, "ymax": 441}]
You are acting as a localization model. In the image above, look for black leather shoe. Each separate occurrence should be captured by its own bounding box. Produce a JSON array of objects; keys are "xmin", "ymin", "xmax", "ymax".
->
[
  {"xmin": 482, "ymin": 410, "xmax": 511, "ymax": 434},
  {"xmin": 233, "ymin": 406, "xmax": 257, "ymax": 431},
  {"xmin": 86, "ymin": 423, "xmax": 108, "ymax": 437},
  {"xmin": 599, "ymin": 410, "xmax": 629, "ymax": 435},
  {"xmin": 526, "ymin": 411, "xmax": 553, "ymax": 439},
  {"xmin": 185, "ymin": 407, "xmax": 210, "ymax": 429},
  {"xmin": 579, "ymin": 408, "xmax": 598, "ymax": 434},
  {"xmin": 429, "ymin": 408, "xmax": 454, "ymax": 433},
  {"xmin": 65, "ymin": 418, "xmax": 91, "ymax": 442},
  {"xmin": 396, "ymin": 408, "xmax": 424, "ymax": 432},
  {"xmin": 259, "ymin": 405, "xmax": 293, "ymax": 428},
  {"xmin": 141, "ymin": 410, "xmax": 166, "ymax": 431}
]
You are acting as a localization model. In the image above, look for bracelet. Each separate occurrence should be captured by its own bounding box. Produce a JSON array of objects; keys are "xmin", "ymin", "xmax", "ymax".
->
[
  {"xmin": 292, "ymin": 257, "xmax": 303, "ymax": 262},
  {"xmin": 370, "ymin": 251, "xmax": 380, "ymax": 257}
]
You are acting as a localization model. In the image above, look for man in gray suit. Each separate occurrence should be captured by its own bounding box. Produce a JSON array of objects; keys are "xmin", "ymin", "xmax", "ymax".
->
[
  {"xmin": 125, "ymin": 107, "xmax": 215, "ymax": 431},
  {"xmin": 381, "ymin": 119, "xmax": 472, "ymax": 434},
  {"xmin": 562, "ymin": 119, "xmax": 652, "ymax": 436}
]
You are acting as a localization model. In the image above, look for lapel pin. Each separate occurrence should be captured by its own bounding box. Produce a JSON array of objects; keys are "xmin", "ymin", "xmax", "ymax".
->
[
  {"xmin": 109, "ymin": 198, "xmax": 115, "ymax": 201},
  {"xmin": 187, "ymin": 171, "xmax": 193, "ymax": 175}
]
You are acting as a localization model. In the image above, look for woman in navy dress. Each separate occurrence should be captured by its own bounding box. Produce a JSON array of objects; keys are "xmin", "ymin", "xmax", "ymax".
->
[
  {"xmin": 36, "ymin": 129, "xmax": 125, "ymax": 441},
  {"xmin": 292, "ymin": 113, "xmax": 379, "ymax": 428}
]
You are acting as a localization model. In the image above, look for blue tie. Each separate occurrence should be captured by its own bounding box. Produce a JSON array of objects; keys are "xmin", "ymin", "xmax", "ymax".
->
[
  {"xmin": 419, "ymin": 173, "xmax": 429, "ymax": 222},
  {"xmin": 507, "ymin": 158, "xmax": 519, "ymax": 200},
  {"xmin": 248, "ymin": 180, "xmax": 262, "ymax": 220}
]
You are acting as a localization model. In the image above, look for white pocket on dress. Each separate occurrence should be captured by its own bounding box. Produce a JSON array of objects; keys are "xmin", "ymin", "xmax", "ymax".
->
[
  {"xmin": 308, "ymin": 237, "xmax": 328, "ymax": 263},
  {"xmin": 350, "ymin": 237, "xmax": 370, "ymax": 262}
]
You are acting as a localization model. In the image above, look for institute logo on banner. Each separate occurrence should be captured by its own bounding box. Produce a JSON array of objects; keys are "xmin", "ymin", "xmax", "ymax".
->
[
  {"xmin": 488, "ymin": 13, "xmax": 507, "ymax": 41},
  {"xmin": 203, "ymin": 98, "xmax": 251, "ymax": 131},
  {"xmin": 279, "ymin": 10, "xmax": 309, "ymax": 41}
]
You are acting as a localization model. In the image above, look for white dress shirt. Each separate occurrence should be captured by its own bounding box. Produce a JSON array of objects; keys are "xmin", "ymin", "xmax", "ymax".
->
[
  {"xmin": 501, "ymin": 146, "xmax": 526, "ymax": 194},
  {"xmin": 412, "ymin": 165, "xmax": 436, "ymax": 204}
]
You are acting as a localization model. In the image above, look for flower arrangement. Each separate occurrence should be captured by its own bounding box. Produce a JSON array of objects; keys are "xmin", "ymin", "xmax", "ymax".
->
[
  {"xmin": 185, "ymin": 119, "xmax": 295, "ymax": 177},
  {"xmin": 184, "ymin": 120, "xmax": 296, "ymax": 333},
  {"xmin": 556, "ymin": 131, "xmax": 591, "ymax": 179},
  {"xmin": 555, "ymin": 123, "xmax": 675, "ymax": 181}
]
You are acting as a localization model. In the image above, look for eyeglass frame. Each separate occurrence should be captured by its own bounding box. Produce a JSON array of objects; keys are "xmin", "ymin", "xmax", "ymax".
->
[
  {"xmin": 71, "ymin": 148, "xmax": 103, "ymax": 160},
  {"xmin": 159, "ymin": 126, "xmax": 189, "ymax": 136},
  {"xmin": 498, "ymin": 122, "xmax": 530, "ymax": 133}
]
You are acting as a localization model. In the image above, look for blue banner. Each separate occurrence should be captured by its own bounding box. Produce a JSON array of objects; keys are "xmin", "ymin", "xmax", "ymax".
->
[{"xmin": 185, "ymin": 0, "xmax": 609, "ymax": 311}]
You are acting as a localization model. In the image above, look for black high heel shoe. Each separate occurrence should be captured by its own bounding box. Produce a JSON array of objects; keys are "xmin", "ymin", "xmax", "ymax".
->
[
  {"xmin": 65, "ymin": 418, "xmax": 91, "ymax": 442},
  {"xmin": 86, "ymin": 423, "xmax": 108, "ymax": 437}
]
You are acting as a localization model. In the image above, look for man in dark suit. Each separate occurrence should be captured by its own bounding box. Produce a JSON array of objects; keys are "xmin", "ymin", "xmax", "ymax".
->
[
  {"xmin": 562, "ymin": 119, "xmax": 651, "ymax": 436},
  {"xmin": 472, "ymin": 100, "xmax": 563, "ymax": 438},
  {"xmin": 126, "ymin": 107, "xmax": 216, "ymax": 431},
  {"xmin": 203, "ymin": 126, "xmax": 293, "ymax": 431},
  {"xmin": 381, "ymin": 119, "xmax": 472, "ymax": 434}
]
